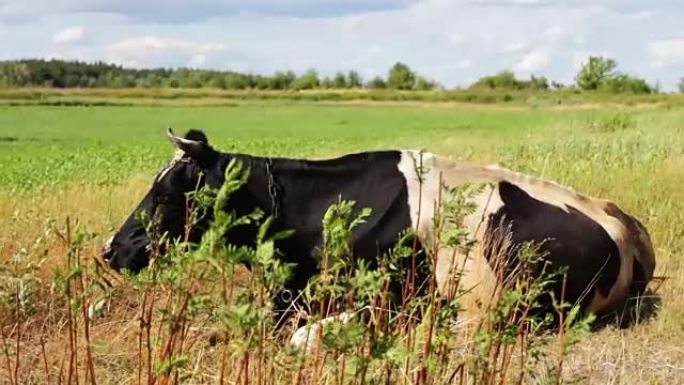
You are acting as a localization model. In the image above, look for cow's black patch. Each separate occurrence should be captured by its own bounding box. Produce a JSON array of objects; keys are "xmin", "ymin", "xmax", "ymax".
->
[
  {"xmin": 256, "ymin": 151, "xmax": 422, "ymax": 313},
  {"xmin": 486, "ymin": 181, "xmax": 621, "ymax": 312},
  {"xmin": 184, "ymin": 129, "xmax": 208, "ymax": 143},
  {"xmin": 105, "ymin": 146, "xmax": 424, "ymax": 321}
]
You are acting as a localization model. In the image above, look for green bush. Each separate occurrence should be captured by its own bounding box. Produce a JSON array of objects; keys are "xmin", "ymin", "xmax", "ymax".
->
[
  {"xmin": 599, "ymin": 74, "xmax": 653, "ymax": 94},
  {"xmin": 290, "ymin": 69, "xmax": 320, "ymax": 90},
  {"xmin": 470, "ymin": 70, "xmax": 549, "ymax": 91},
  {"xmin": 576, "ymin": 56, "xmax": 652, "ymax": 94},
  {"xmin": 387, "ymin": 62, "xmax": 416, "ymax": 90}
]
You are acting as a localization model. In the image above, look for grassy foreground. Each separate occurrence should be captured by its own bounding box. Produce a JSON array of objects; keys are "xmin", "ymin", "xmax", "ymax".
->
[{"xmin": 0, "ymin": 98, "xmax": 683, "ymax": 384}]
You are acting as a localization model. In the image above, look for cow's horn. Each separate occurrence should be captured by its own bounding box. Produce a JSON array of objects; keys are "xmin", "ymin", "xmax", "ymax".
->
[{"xmin": 167, "ymin": 127, "xmax": 205, "ymax": 156}]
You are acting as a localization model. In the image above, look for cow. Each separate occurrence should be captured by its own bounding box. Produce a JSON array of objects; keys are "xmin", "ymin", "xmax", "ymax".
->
[{"xmin": 102, "ymin": 129, "xmax": 656, "ymax": 336}]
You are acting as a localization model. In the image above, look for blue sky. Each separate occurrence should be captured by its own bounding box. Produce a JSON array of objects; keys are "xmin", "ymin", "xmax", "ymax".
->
[{"xmin": 1, "ymin": 0, "xmax": 683, "ymax": 89}]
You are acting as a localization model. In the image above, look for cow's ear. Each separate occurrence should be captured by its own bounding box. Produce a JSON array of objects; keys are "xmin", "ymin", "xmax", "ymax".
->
[
  {"xmin": 167, "ymin": 128, "xmax": 215, "ymax": 162},
  {"xmin": 183, "ymin": 129, "xmax": 209, "ymax": 144}
]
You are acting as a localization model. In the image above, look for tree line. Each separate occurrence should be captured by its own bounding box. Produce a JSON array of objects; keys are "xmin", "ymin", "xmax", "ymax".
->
[
  {"xmin": 0, "ymin": 60, "xmax": 435, "ymax": 91},
  {"xmin": 0, "ymin": 57, "xmax": 665, "ymax": 94}
]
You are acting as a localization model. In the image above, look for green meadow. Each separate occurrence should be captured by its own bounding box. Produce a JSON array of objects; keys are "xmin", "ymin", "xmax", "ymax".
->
[
  {"xmin": 1, "ymin": 95, "xmax": 683, "ymax": 384},
  {"xmin": 1, "ymin": 101, "xmax": 681, "ymax": 192}
]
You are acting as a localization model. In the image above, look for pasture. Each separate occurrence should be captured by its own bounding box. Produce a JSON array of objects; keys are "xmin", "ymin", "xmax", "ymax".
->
[{"xmin": 1, "ymin": 98, "xmax": 683, "ymax": 384}]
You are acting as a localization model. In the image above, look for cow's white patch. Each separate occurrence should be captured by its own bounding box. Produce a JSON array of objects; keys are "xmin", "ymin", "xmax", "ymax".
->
[
  {"xmin": 396, "ymin": 151, "xmax": 644, "ymax": 318},
  {"xmin": 290, "ymin": 312, "xmax": 356, "ymax": 352},
  {"xmin": 156, "ymin": 150, "xmax": 186, "ymax": 182},
  {"xmin": 396, "ymin": 150, "xmax": 440, "ymax": 234},
  {"xmin": 103, "ymin": 235, "xmax": 114, "ymax": 254},
  {"xmin": 396, "ymin": 150, "xmax": 503, "ymax": 318}
]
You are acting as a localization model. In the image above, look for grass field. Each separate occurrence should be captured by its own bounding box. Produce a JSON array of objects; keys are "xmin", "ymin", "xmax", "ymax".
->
[{"xmin": 1, "ymin": 96, "xmax": 683, "ymax": 384}]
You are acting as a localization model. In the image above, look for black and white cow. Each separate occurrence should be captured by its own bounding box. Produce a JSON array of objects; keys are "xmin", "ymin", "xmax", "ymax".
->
[{"xmin": 102, "ymin": 129, "xmax": 656, "ymax": 332}]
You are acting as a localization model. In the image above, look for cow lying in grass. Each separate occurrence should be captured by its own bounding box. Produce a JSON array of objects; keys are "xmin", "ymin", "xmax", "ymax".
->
[{"xmin": 102, "ymin": 129, "xmax": 656, "ymax": 345}]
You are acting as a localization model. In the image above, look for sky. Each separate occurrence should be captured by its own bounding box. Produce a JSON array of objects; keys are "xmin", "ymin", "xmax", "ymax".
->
[{"xmin": 1, "ymin": 0, "xmax": 683, "ymax": 90}]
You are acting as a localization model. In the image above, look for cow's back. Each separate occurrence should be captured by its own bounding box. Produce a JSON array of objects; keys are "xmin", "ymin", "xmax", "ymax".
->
[{"xmin": 396, "ymin": 150, "xmax": 655, "ymax": 318}]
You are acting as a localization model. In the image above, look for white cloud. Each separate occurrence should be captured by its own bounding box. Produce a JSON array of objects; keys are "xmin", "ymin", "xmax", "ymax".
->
[
  {"xmin": 108, "ymin": 36, "xmax": 223, "ymax": 54},
  {"xmin": 106, "ymin": 35, "xmax": 224, "ymax": 67},
  {"xmin": 453, "ymin": 59, "xmax": 473, "ymax": 69},
  {"xmin": 53, "ymin": 26, "xmax": 86, "ymax": 44},
  {"xmin": 624, "ymin": 10, "xmax": 653, "ymax": 20},
  {"xmin": 514, "ymin": 50, "xmax": 549, "ymax": 73},
  {"xmin": 500, "ymin": 41, "xmax": 529, "ymax": 54},
  {"xmin": 0, "ymin": 0, "xmax": 415, "ymax": 22},
  {"xmin": 648, "ymin": 38, "xmax": 684, "ymax": 68},
  {"xmin": 188, "ymin": 54, "xmax": 207, "ymax": 67},
  {"xmin": 454, "ymin": 59, "xmax": 473, "ymax": 69},
  {"xmin": 449, "ymin": 33, "xmax": 466, "ymax": 45},
  {"xmin": 543, "ymin": 25, "xmax": 564, "ymax": 40}
]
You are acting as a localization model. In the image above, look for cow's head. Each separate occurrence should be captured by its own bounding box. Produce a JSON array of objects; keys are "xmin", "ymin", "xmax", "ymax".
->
[{"xmin": 102, "ymin": 128, "xmax": 222, "ymax": 272}]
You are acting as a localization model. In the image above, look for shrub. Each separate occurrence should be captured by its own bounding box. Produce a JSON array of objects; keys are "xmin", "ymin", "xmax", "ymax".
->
[
  {"xmin": 587, "ymin": 113, "xmax": 636, "ymax": 133},
  {"xmin": 470, "ymin": 71, "xmax": 549, "ymax": 91},
  {"xmin": 366, "ymin": 76, "xmax": 387, "ymax": 89},
  {"xmin": 576, "ymin": 56, "xmax": 653, "ymax": 94},
  {"xmin": 291, "ymin": 69, "xmax": 320, "ymax": 90},
  {"xmin": 387, "ymin": 62, "xmax": 415, "ymax": 90},
  {"xmin": 576, "ymin": 56, "xmax": 617, "ymax": 91},
  {"xmin": 599, "ymin": 74, "xmax": 653, "ymax": 94}
]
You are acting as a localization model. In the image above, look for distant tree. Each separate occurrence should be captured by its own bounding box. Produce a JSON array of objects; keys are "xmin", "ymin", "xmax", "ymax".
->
[
  {"xmin": 470, "ymin": 70, "xmax": 520, "ymax": 90},
  {"xmin": 347, "ymin": 70, "xmax": 362, "ymax": 88},
  {"xmin": 321, "ymin": 76, "xmax": 334, "ymax": 89},
  {"xmin": 290, "ymin": 69, "xmax": 320, "ymax": 90},
  {"xmin": 574, "ymin": 56, "xmax": 652, "ymax": 93},
  {"xmin": 182, "ymin": 71, "xmax": 203, "ymax": 88},
  {"xmin": 333, "ymin": 72, "xmax": 347, "ymax": 88},
  {"xmin": 528, "ymin": 75, "xmax": 549, "ymax": 90},
  {"xmin": 65, "ymin": 73, "xmax": 80, "ymax": 88},
  {"xmin": 210, "ymin": 75, "xmax": 227, "ymax": 89},
  {"xmin": 77, "ymin": 75, "xmax": 91, "ymax": 88},
  {"xmin": 575, "ymin": 56, "xmax": 617, "ymax": 90},
  {"xmin": 599, "ymin": 74, "xmax": 652, "ymax": 94},
  {"xmin": 254, "ymin": 75, "xmax": 270, "ymax": 90},
  {"xmin": 112, "ymin": 74, "xmax": 136, "ymax": 88},
  {"xmin": 413, "ymin": 76, "xmax": 437, "ymax": 90},
  {"xmin": 225, "ymin": 73, "xmax": 249, "ymax": 89},
  {"xmin": 270, "ymin": 71, "xmax": 296, "ymax": 90},
  {"xmin": 470, "ymin": 71, "xmax": 552, "ymax": 91},
  {"xmin": 367, "ymin": 76, "xmax": 387, "ymax": 89},
  {"xmin": 387, "ymin": 62, "xmax": 415, "ymax": 90},
  {"xmin": 678, "ymin": 78, "xmax": 684, "ymax": 93},
  {"xmin": 0, "ymin": 59, "xmax": 439, "ymax": 91},
  {"xmin": 551, "ymin": 81, "xmax": 566, "ymax": 90}
]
